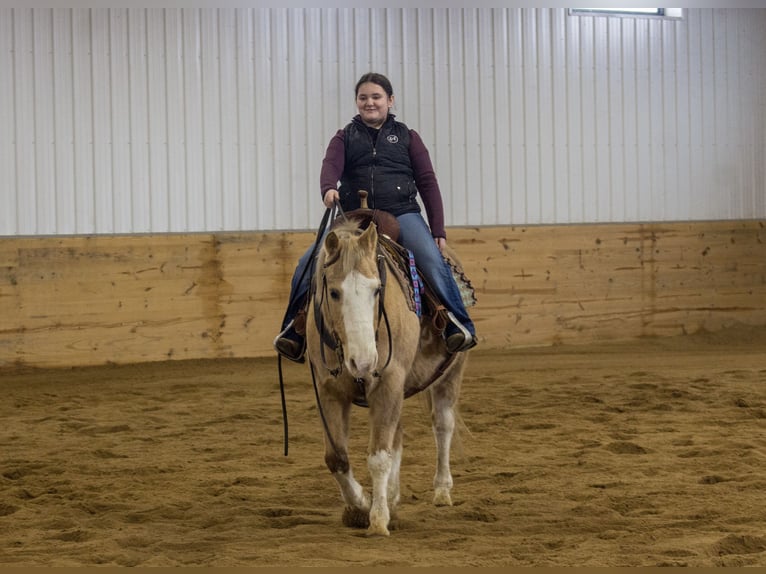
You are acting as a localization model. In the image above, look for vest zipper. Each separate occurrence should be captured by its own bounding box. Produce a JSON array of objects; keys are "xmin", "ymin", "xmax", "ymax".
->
[
  {"xmin": 370, "ymin": 146, "xmax": 376, "ymax": 205},
  {"xmin": 362, "ymin": 124, "xmax": 377, "ymax": 207}
]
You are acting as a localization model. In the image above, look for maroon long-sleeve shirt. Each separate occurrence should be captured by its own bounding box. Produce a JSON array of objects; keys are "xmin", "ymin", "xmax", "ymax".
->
[{"xmin": 319, "ymin": 125, "xmax": 447, "ymax": 239}]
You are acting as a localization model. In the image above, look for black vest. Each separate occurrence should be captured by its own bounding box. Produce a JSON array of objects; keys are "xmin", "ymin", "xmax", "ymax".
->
[{"xmin": 338, "ymin": 116, "xmax": 421, "ymax": 216}]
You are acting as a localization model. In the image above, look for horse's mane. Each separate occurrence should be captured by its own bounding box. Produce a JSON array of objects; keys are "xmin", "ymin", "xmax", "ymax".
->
[
  {"xmin": 331, "ymin": 219, "xmax": 363, "ymax": 237},
  {"xmin": 320, "ymin": 219, "xmax": 377, "ymax": 276}
]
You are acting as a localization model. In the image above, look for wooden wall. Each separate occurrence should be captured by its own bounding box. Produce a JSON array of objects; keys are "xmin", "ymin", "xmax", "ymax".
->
[{"xmin": 1, "ymin": 220, "xmax": 765, "ymax": 369}]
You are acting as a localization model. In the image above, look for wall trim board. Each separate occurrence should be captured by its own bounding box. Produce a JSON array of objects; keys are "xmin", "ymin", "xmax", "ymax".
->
[{"xmin": 1, "ymin": 220, "xmax": 765, "ymax": 369}]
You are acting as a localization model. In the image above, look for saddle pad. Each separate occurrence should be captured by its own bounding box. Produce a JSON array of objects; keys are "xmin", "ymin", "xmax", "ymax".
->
[
  {"xmin": 444, "ymin": 254, "xmax": 477, "ymax": 308},
  {"xmin": 377, "ymin": 236, "xmax": 420, "ymax": 316},
  {"xmin": 379, "ymin": 235, "xmax": 477, "ymax": 313}
]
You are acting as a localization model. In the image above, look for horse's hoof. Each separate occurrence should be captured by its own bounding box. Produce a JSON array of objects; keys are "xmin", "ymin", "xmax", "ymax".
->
[
  {"xmin": 433, "ymin": 487, "xmax": 453, "ymax": 507},
  {"xmin": 342, "ymin": 506, "xmax": 370, "ymax": 529},
  {"xmin": 366, "ymin": 525, "xmax": 390, "ymax": 537}
]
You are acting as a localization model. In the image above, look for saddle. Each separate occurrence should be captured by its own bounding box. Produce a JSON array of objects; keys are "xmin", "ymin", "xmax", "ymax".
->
[
  {"xmin": 331, "ymin": 192, "xmax": 475, "ymax": 332},
  {"xmin": 294, "ymin": 192, "xmax": 476, "ymax": 338}
]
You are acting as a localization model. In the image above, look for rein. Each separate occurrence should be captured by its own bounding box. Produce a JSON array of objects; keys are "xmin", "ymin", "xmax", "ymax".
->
[{"xmin": 277, "ymin": 203, "xmax": 343, "ymax": 456}]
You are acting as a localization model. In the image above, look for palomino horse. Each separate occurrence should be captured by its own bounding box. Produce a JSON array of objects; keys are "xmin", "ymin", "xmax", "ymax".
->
[{"xmin": 305, "ymin": 216, "xmax": 468, "ymax": 537}]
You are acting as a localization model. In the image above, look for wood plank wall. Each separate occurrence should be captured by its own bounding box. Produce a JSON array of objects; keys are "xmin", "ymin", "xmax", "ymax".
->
[{"xmin": 1, "ymin": 220, "xmax": 765, "ymax": 369}]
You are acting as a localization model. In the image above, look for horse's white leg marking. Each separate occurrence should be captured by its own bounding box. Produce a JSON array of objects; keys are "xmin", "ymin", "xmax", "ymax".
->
[
  {"xmin": 367, "ymin": 449, "xmax": 393, "ymax": 536},
  {"xmin": 432, "ymin": 393, "xmax": 455, "ymax": 506},
  {"xmin": 333, "ymin": 468, "xmax": 370, "ymax": 512},
  {"xmin": 341, "ymin": 271, "xmax": 379, "ymax": 378}
]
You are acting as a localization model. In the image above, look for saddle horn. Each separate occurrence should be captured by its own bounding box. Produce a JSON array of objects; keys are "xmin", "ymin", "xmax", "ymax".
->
[{"xmin": 331, "ymin": 190, "xmax": 400, "ymax": 242}]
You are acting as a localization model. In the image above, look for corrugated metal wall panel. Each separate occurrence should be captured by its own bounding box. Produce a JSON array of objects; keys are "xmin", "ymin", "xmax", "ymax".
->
[
  {"xmin": 72, "ymin": 8, "xmax": 94, "ymax": 234},
  {"xmin": 146, "ymin": 8, "xmax": 168, "ymax": 232},
  {"xmin": 0, "ymin": 9, "xmax": 15, "ymax": 236},
  {"xmin": 1, "ymin": 8, "xmax": 765, "ymax": 236},
  {"xmin": 33, "ymin": 9, "xmax": 56, "ymax": 235},
  {"xmin": 758, "ymin": 12, "xmax": 766, "ymax": 219}
]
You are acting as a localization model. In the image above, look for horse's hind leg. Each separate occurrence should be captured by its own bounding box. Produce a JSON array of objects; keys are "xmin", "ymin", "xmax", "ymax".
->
[
  {"xmin": 429, "ymin": 376, "xmax": 460, "ymax": 506},
  {"xmin": 388, "ymin": 421, "xmax": 403, "ymax": 513},
  {"xmin": 379, "ymin": 420, "xmax": 402, "ymax": 531}
]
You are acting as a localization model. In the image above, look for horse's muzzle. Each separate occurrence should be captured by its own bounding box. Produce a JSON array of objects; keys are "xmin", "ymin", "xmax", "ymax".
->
[{"xmin": 348, "ymin": 353, "xmax": 379, "ymax": 379}]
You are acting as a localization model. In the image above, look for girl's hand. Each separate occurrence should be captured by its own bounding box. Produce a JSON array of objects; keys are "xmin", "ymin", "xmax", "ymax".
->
[
  {"xmin": 435, "ymin": 236, "xmax": 446, "ymax": 252},
  {"xmin": 323, "ymin": 189, "xmax": 340, "ymax": 209}
]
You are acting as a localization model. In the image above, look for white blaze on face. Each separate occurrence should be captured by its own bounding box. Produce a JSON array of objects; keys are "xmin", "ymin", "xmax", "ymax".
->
[{"xmin": 341, "ymin": 270, "xmax": 379, "ymax": 377}]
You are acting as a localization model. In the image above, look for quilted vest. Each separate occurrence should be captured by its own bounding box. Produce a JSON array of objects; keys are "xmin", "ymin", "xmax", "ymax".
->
[{"xmin": 338, "ymin": 116, "xmax": 421, "ymax": 217}]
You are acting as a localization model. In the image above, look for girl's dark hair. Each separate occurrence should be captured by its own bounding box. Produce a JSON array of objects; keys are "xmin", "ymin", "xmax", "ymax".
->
[{"xmin": 355, "ymin": 73, "xmax": 394, "ymax": 98}]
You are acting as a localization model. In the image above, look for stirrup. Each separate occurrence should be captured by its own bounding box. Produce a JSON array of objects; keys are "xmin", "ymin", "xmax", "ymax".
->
[
  {"xmin": 273, "ymin": 320, "xmax": 306, "ymax": 363},
  {"xmin": 444, "ymin": 311, "xmax": 476, "ymax": 353}
]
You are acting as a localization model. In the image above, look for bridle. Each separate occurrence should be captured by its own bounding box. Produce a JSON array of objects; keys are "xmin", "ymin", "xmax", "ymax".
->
[
  {"xmin": 278, "ymin": 201, "xmax": 395, "ymax": 456},
  {"xmin": 304, "ymin": 216, "xmax": 396, "ymax": 459},
  {"xmin": 312, "ymin": 237, "xmax": 394, "ymax": 381}
]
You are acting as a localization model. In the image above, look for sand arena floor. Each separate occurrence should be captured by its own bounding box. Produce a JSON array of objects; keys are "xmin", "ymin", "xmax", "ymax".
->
[{"xmin": 1, "ymin": 326, "xmax": 766, "ymax": 567}]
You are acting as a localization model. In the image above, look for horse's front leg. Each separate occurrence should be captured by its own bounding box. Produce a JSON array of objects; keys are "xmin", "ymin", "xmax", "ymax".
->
[
  {"xmin": 366, "ymin": 381, "xmax": 404, "ymax": 537},
  {"xmin": 319, "ymin": 385, "xmax": 370, "ymax": 526}
]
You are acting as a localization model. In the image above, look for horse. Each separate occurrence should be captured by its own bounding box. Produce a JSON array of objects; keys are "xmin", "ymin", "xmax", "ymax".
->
[{"xmin": 305, "ymin": 215, "xmax": 469, "ymax": 537}]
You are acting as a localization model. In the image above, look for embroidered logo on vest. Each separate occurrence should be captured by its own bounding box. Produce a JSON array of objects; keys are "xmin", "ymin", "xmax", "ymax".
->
[{"xmin": 386, "ymin": 134, "xmax": 399, "ymax": 144}]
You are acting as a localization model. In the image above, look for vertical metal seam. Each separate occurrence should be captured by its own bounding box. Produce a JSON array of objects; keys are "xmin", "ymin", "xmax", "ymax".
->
[
  {"xmin": 31, "ymin": 8, "xmax": 39, "ymax": 234},
  {"xmin": 49, "ymin": 8, "xmax": 59, "ymax": 234},
  {"xmin": 143, "ymin": 8, "xmax": 152, "ymax": 232},
  {"xmin": 546, "ymin": 8, "xmax": 555, "ymax": 223},
  {"xmin": 638, "ymin": 17, "xmax": 645, "ymax": 219},
  {"xmin": 673, "ymin": 17, "xmax": 680, "ymax": 219},
  {"xmin": 12, "ymin": 8, "xmax": 19, "ymax": 235},
  {"xmin": 594, "ymin": 15, "xmax": 601, "ymax": 222},
  {"xmin": 564, "ymin": 9, "xmax": 571, "ymax": 223},
  {"xmin": 578, "ymin": 12, "xmax": 585, "ymax": 222},
  {"xmin": 608, "ymin": 17, "xmax": 614, "ymax": 220},
  {"xmin": 198, "ymin": 8, "xmax": 208, "ymax": 230},
  {"xmin": 162, "ymin": 8, "xmax": 171, "ymax": 232},
  {"xmin": 107, "ymin": 8, "xmax": 116, "ymax": 232},
  {"xmin": 493, "ymin": 8, "xmax": 501, "ymax": 224},
  {"xmin": 217, "ymin": 8, "xmax": 225, "ymax": 230},
  {"xmin": 181, "ymin": 8, "xmax": 189, "ymax": 231},
  {"xmin": 234, "ymin": 8, "xmax": 242, "ymax": 231},
  {"xmin": 619, "ymin": 18, "xmax": 626, "ymax": 222},
  {"xmin": 126, "ymin": 7, "xmax": 134, "ymax": 231},
  {"xmin": 521, "ymin": 8, "xmax": 528, "ymax": 222},
  {"xmin": 88, "ymin": 8, "xmax": 96, "ymax": 233},
  {"xmin": 69, "ymin": 8, "xmax": 78, "ymax": 233}
]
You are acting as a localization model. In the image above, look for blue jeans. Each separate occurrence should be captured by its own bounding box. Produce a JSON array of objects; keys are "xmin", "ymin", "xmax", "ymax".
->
[
  {"xmin": 279, "ymin": 212, "xmax": 476, "ymax": 338},
  {"xmin": 396, "ymin": 213, "xmax": 475, "ymax": 336}
]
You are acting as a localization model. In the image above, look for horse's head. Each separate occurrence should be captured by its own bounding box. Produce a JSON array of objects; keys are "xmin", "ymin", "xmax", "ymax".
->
[{"xmin": 316, "ymin": 220, "xmax": 382, "ymax": 378}]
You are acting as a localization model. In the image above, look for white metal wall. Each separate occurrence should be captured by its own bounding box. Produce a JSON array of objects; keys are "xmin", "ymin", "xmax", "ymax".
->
[{"xmin": 1, "ymin": 8, "xmax": 765, "ymax": 236}]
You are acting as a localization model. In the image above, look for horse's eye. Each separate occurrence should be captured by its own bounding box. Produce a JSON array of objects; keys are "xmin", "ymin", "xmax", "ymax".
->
[{"xmin": 329, "ymin": 289, "xmax": 341, "ymax": 301}]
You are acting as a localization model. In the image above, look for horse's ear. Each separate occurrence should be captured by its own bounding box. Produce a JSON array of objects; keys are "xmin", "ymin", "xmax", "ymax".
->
[
  {"xmin": 359, "ymin": 222, "xmax": 378, "ymax": 254},
  {"xmin": 325, "ymin": 230, "xmax": 340, "ymax": 255}
]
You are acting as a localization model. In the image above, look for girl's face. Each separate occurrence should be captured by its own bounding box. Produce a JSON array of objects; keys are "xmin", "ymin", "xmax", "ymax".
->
[{"xmin": 356, "ymin": 82, "xmax": 393, "ymax": 128}]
